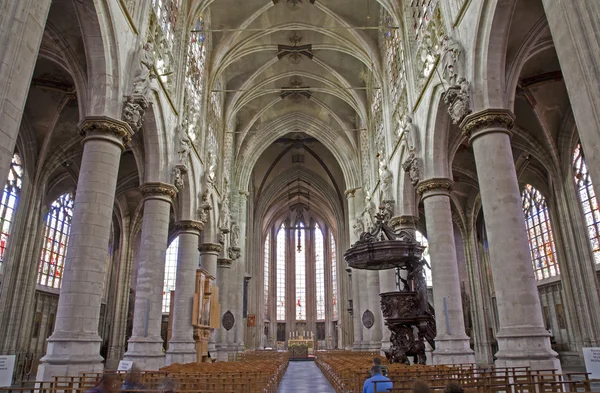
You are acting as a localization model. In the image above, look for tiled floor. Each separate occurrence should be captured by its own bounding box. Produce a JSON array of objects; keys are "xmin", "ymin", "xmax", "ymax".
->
[{"xmin": 277, "ymin": 361, "xmax": 336, "ymax": 393}]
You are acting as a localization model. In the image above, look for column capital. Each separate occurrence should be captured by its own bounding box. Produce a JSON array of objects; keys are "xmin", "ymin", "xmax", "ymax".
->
[
  {"xmin": 198, "ymin": 242, "xmax": 222, "ymax": 254},
  {"xmin": 79, "ymin": 116, "xmax": 134, "ymax": 145},
  {"xmin": 389, "ymin": 215, "xmax": 417, "ymax": 230},
  {"xmin": 460, "ymin": 108, "xmax": 515, "ymax": 141},
  {"xmin": 175, "ymin": 220, "xmax": 203, "ymax": 235},
  {"xmin": 217, "ymin": 257, "xmax": 233, "ymax": 269},
  {"xmin": 345, "ymin": 187, "xmax": 359, "ymax": 198},
  {"xmin": 417, "ymin": 178, "xmax": 453, "ymax": 198},
  {"xmin": 140, "ymin": 182, "xmax": 178, "ymax": 202}
]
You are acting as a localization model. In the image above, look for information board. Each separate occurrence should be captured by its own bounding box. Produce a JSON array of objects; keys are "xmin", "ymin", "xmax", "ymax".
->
[
  {"xmin": 0, "ymin": 355, "xmax": 16, "ymax": 387},
  {"xmin": 583, "ymin": 348, "xmax": 600, "ymax": 379},
  {"xmin": 117, "ymin": 360, "xmax": 133, "ymax": 371}
]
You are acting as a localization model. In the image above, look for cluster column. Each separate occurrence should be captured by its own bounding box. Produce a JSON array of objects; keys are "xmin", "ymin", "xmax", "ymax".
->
[
  {"xmin": 417, "ymin": 179, "xmax": 475, "ymax": 364},
  {"xmin": 460, "ymin": 109, "xmax": 560, "ymax": 370},
  {"xmin": 345, "ymin": 189, "xmax": 362, "ymax": 350},
  {"xmin": 36, "ymin": 117, "xmax": 133, "ymax": 379},
  {"xmin": 124, "ymin": 182, "xmax": 177, "ymax": 370},
  {"xmin": 165, "ymin": 220, "xmax": 203, "ymax": 365},
  {"xmin": 199, "ymin": 242, "xmax": 221, "ymax": 354}
]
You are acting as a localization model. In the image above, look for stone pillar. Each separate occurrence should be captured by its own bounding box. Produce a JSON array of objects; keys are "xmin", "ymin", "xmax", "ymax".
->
[
  {"xmin": 216, "ymin": 256, "xmax": 232, "ymax": 360},
  {"xmin": 124, "ymin": 182, "xmax": 177, "ymax": 370},
  {"xmin": 0, "ymin": 0, "xmax": 51, "ymax": 187},
  {"xmin": 235, "ymin": 191, "xmax": 250, "ymax": 351},
  {"xmin": 36, "ymin": 117, "xmax": 133, "ymax": 379},
  {"xmin": 417, "ymin": 179, "xmax": 475, "ymax": 364},
  {"xmin": 460, "ymin": 109, "xmax": 560, "ymax": 370},
  {"xmin": 199, "ymin": 242, "xmax": 221, "ymax": 354},
  {"xmin": 365, "ymin": 270, "xmax": 382, "ymax": 351},
  {"xmin": 165, "ymin": 220, "xmax": 203, "ymax": 365},
  {"xmin": 345, "ymin": 189, "xmax": 362, "ymax": 350}
]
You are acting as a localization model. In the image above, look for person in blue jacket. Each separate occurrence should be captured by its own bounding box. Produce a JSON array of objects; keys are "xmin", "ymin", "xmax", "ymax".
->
[{"xmin": 363, "ymin": 365, "xmax": 393, "ymax": 393}]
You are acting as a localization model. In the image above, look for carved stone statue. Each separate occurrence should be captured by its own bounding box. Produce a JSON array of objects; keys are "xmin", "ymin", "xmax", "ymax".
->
[
  {"xmin": 402, "ymin": 151, "xmax": 421, "ymax": 186},
  {"xmin": 174, "ymin": 167, "xmax": 184, "ymax": 190},
  {"xmin": 408, "ymin": 259, "xmax": 431, "ymax": 315},
  {"xmin": 122, "ymin": 96, "xmax": 146, "ymax": 132},
  {"xmin": 219, "ymin": 179, "xmax": 231, "ymax": 232},
  {"xmin": 399, "ymin": 114, "xmax": 417, "ymax": 145},
  {"xmin": 440, "ymin": 35, "xmax": 464, "ymax": 86},
  {"xmin": 362, "ymin": 190, "xmax": 376, "ymax": 231},
  {"xmin": 230, "ymin": 222, "xmax": 240, "ymax": 248},
  {"xmin": 178, "ymin": 136, "xmax": 191, "ymax": 167},
  {"xmin": 379, "ymin": 160, "xmax": 393, "ymax": 202},
  {"xmin": 207, "ymin": 150, "xmax": 217, "ymax": 184},
  {"xmin": 132, "ymin": 42, "xmax": 155, "ymax": 100},
  {"xmin": 443, "ymin": 77, "xmax": 472, "ymax": 124},
  {"xmin": 352, "ymin": 219, "xmax": 364, "ymax": 240}
]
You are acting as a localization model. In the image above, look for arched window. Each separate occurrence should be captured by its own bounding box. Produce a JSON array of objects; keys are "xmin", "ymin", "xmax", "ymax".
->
[
  {"xmin": 521, "ymin": 184, "xmax": 559, "ymax": 280},
  {"xmin": 330, "ymin": 233, "xmax": 338, "ymax": 320},
  {"xmin": 162, "ymin": 236, "xmax": 179, "ymax": 313},
  {"xmin": 264, "ymin": 232, "xmax": 270, "ymax": 319},
  {"xmin": 186, "ymin": 16, "xmax": 207, "ymax": 106},
  {"xmin": 573, "ymin": 142, "xmax": 600, "ymax": 263},
  {"xmin": 415, "ymin": 231, "xmax": 433, "ymax": 286},
  {"xmin": 0, "ymin": 153, "xmax": 23, "ymax": 271},
  {"xmin": 315, "ymin": 224, "xmax": 325, "ymax": 320},
  {"xmin": 276, "ymin": 224, "xmax": 286, "ymax": 321},
  {"xmin": 382, "ymin": 12, "xmax": 406, "ymax": 109},
  {"xmin": 295, "ymin": 222, "xmax": 306, "ymax": 321},
  {"xmin": 152, "ymin": 0, "xmax": 180, "ymax": 43},
  {"xmin": 37, "ymin": 192, "xmax": 74, "ymax": 289}
]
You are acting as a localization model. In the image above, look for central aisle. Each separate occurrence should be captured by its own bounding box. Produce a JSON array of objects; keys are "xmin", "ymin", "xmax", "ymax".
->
[{"xmin": 277, "ymin": 361, "xmax": 336, "ymax": 393}]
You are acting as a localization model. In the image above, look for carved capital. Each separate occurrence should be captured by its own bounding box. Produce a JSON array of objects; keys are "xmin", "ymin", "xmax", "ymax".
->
[
  {"xmin": 217, "ymin": 257, "xmax": 233, "ymax": 269},
  {"xmin": 198, "ymin": 242, "xmax": 222, "ymax": 254},
  {"xmin": 79, "ymin": 116, "xmax": 134, "ymax": 145},
  {"xmin": 140, "ymin": 182, "xmax": 178, "ymax": 201},
  {"xmin": 416, "ymin": 178, "xmax": 453, "ymax": 197},
  {"xmin": 389, "ymin": 215, "xmax": 416, "ymax": 230},
  {"xmin": 460, "ymin": 109, "xmax": 515, "ymax": 141},
  {"xmin": 175, "ymin": 220, "xmax": 203, "ymax": 234}
]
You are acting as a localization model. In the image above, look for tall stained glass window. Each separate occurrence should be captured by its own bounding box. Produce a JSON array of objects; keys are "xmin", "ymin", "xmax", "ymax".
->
[
  {"xmin": 37, "ymin": 193, "xmax": 74, "ymax": 289},
  {"xmin": 573, "ymin": 142, "xmax": 600, "ymax": 263},
  {"xmin": 315, "ymin": 224, "xmax": 325, "ymax": 320},
  {"xmin": 162, "ymin": 236, "xmax": 179, "ymax": 313},
  {"xmin": 522, "ymin": 184, "xmax": 559, "ymax": 280},
  {"xmin": 276, "ymin": 224, "xmax": 286, "ymax": 321},
  {"xmin": 330, "ymin": 233, "xmax": 338, "ymax": 320},
  {"xmin": 295, "ymin": 223, "xmax": 306, "ymax": 321},
  {"xmin": 152, "ymin": 0, "xmax": 180, "ymax": 44},
  {"xmin": 415, "ymin": 231, "xmax": 432, "ymax": 286},
  {"xmin": 264, "ymin": 232, "xmax": 270, "ymax": 318},
  {"xmin": 186, "ymin": 17, "xmax": 207, "ymax": 105},
  {"xmin": 383, "ymin": 15, "xmax": 406, "ymax": 108},
  {"xmin": 0, "ymin": 154, "xmax": 23, "ymax": 271}
]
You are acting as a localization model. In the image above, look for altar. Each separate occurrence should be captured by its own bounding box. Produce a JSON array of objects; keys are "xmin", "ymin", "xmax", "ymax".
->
[{"xmin": 287, "ymin": 331, "xmax": 315, "ymax": 359}]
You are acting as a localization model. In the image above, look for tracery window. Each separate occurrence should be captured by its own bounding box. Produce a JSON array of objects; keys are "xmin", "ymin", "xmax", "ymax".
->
[
  {"xmin": 573, "ymin": 142, "xmax": 600, "ymax": 263},
  {"xmin": 37, "ymin": 193, "xmax": 74, "ymax": 289},
  {"xmin": 211, "ymin": 79, "xmax": 223, "ymax": 119},
  {"xmin": 152, "ymin": 0, "xmax": 180, "ymax": 45},
  {"xmin": 415, "ymin": 231, "xmax": 432, "ymax": 286},
  {"xmin": 276, "ymin": 224, "xmax": 286, "ymax": 321},
  {"xmin": 295, "ymin": 223, "xmax": 306, "ymax": 321},
  {"xmin": 521, "ymin": 184, "xmax": 559, "ymax": 280},
  {"xmin": 315, "ymin": 224, "xmax": 325, "ymax": 320},
  {"xmin": 383, "ymin": 14, "xmax": 406, "ymax": 109},
  {"xmin": 264, "ymin": 232, "xmax": 270, "ymax": 318},
  {"xmin": 409, "ymin": 0, "xmax": 442, "ymax": 88},
  {"xmin": 330, "ymin": 233, "xmax": 338, "ymax": 320},
  {"xmin": 186, "ymin": 16, "xmax": 207, "ymax": 107},
  {"xmin": 162, "ymin": 236, "xmax": 179, "ymax": 313},
  {"xmin": 0, "ymin": 154, "xmax": 23, "ymax": 272}
]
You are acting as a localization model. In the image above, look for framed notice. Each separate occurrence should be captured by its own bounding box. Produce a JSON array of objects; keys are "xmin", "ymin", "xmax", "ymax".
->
[
  {"xmin": 0, "ymin": 355, "xmax": 16, "ymax": 387},
  {"xmin": 583, "ymin": 348, "xmax": 600, "ymax": 379},
  {"xmin": 117, "ymin": 360, "xmax": 133, "ymax": 371}
]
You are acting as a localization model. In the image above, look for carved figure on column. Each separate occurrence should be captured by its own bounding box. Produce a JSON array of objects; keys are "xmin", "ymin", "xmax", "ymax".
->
[
  {"xmin": 173, "ymin": 167, "xmax": 184, "ymax": 191},
  {"xmin": 198, "ymin": 176, "xmax": 214, "ymax": 225},
  {"xmin": 122, "ymin": 96, "xmax": 146, "ymax": 133},
  {"xmin": 132, "ymin": 42, "xmax": 156, "ymax": 101},
  {"xmin": 379, "ymin": 160, "xmax": 394, "ymax": 202},
  {"xmin": 443, "ymin": 78, "xmax": 472, "ymax": 124},
  {"xmin": 440, "ymin": 35, "xmax": 464, "ymax": 86},
  {"xmin": 219, "ymin": 179, "xmax": 231, "ymax": 232},
  {"xmin": 399, "ymin": 115, "xmax": 417, "ymax": 147},
  {"xmin": 402, "ymin": 151, "xmax": 421, "ymax": 186},
  {"xmin": 230, "ymin": 222, "xmax": 240, "ymax": 248},
  {"xmin": 178, "ymin": 135, "xmax": 191, "ymax": 168},
  {"xmin": 362, "ymin": 189, "xmax": 376, "ymax": 231},
  {"xmin": 408, "ymin": 259, "xmax": 431, "ymax": 316},
  {"xmin": 352, "ymin": 219, "xmax": 364, "ymax": 240}
]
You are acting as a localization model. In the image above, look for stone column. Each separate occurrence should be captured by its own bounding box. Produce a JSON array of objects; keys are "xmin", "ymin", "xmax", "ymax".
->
[
  {"xmin": 235, "ymin": 191, "xmax": 250, "ymax": 351},
  {"xmin": 364, "ymin": 270, "xmax": 383, "ymax": 351},
  {"xmin": 36, "ymin": 117, "xmax": 133, "ymax": 379},
  {"xmin": 460, "ymin": 109, "xmax": 560, "ymax": 370},
  {"xmin": 345, "ymin": 189, "xmax": 362, "ymax": 350},
  {"xmin": 124, "ymin": 182, "xmax": 177, "ymax": 370},
  {"xmin": 165, "ymin": 220, "xmax": 203, "ymax": 365},
  {"xmin": 199, "ymin": 242, "xmax": 221, "ymax": 354},
  {"xmin": 216, "ymin": 256, "xmax": 232, "ymax": 360},
  {"xmin": 417, "ymin": 179, "xmax": 475, "ymax": 364},
  {"xmin": 0, "ymin": 0, "xmax": 51, "ymax": 187}
]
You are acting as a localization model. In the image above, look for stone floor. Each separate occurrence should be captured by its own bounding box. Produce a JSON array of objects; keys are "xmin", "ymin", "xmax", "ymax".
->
[{"xmin": 277, "ymin": 361, "xmax": 335, "ymax": 393}]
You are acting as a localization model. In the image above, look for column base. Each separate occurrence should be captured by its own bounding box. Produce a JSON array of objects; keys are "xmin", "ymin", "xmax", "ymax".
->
[
  {"xmin": 123, "ymin": 335, "xmax": 165, "ymax": 370},
  {"xmin": 433, "ymin": 335, "xmax": 475, "ymax": 365},
  {"xmin": 494, "ymin": 327, "xmax": 561, "ymax": 371},
  {"xmin": 165, "ymin": 339, "xmax": 197, "ymax": 366},
  {"xmin": 36, "ymin": 333, "xmax": 104, "ymax": 380}
]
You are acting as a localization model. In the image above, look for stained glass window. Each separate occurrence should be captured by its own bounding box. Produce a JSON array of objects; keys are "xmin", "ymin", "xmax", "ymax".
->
[
  {"xmin": 186, "ymin": 16, "xmax": 207, "ymax": 107},
  {"xmin": 330, "ymin": 233, "xmax": 338, "ymax": 320},
  {"xmin": 315, "ymin": 224, "xmax": 325, "ymax": 320},
  {"xmin": 152, "ymin": 0, "xmax": 180, "ymax": 45},
  {"xmin": 0, "ymin": 154, "xmax": 23, "ymax": 272},
  {"xmin": 410, "ymin": 0, "xmax": 440, "ymax": 82},
  {"xmin": 276, "ymin": 224, "xmax": 286, "ymax": 321},
  {"xmin": 162, "ymin": 236, "xmax": 179, "ymax": 313},
  {"xmin": 415, "ymin": 231, "xmax": 432, "ymax": 286},
  {"xmin": 295, "ymin": 223, "xmax": 306, "ymax": 321},
  {"xmin": 383, "ymin": 15, "xmax": 406, "ymax": 108},
  {"xmin": 522, "ymin": 184, "xmax": 559, "ymax": 280},
  {"xmin": 573, "ymin": 142, "xmax": 600, "ymax": 264},
  {"xmin": 37, "ymin": 193, "xmax": 74, "ymax": 289},
  {"xmin": 264, "ymin": 232, "xmax": 270, "ymax": 319},
  {"xmin": 211, "ymin": 79, "xmax": 223, "ymax": 119}
]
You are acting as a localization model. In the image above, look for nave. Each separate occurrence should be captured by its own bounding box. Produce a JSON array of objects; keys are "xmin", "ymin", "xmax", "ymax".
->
[{"xmin": 277, "ymin": 362, "xmax": 335, "ymax": 393}]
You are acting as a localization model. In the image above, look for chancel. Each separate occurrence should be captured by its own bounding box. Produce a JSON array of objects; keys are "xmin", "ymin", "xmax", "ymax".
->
[{"xmin": 1, "ymin": 0, "xmax": 600, "ymax": 391}]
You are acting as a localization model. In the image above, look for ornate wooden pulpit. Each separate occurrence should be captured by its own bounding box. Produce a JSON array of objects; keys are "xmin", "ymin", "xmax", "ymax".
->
[{"xmin": 192, "ymin": 268, "xmax": 220, "ymax": 362}]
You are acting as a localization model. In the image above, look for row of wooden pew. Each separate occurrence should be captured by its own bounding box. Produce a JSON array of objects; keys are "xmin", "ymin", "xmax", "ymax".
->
[{"xmin": 315, "ymin": 351, "xmax": 596, "ymax": 393}]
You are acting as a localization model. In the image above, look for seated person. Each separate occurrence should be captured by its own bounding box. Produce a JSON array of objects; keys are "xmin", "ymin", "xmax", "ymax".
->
[
  {"xmin": 444, "ymin": 382, "xmax": 464, "ymax": 393},
  {"xmin": 121, "ymin": 368, "xmax": 146, "ymax": 392},
  {"xmin": 363, "ymin": 365, "xmax": 393, "ymax": 393},
  {"xmin": 86, "ymin": 374, "xmax": 118, "ymax": 393},
  {"xmin": 372, "ymin": 357, "xmax": 389, "ymax": 377},
  {"xmin": 413, "ymin": 380, "xmax": 430, "ymax": 393}
]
